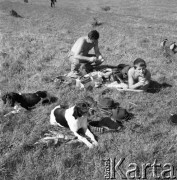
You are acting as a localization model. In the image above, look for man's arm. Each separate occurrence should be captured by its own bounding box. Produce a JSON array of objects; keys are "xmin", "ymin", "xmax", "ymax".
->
[
  {"xmin": 93, "ymin": 40, "xmax": 101, "ymax": 57},
  {"xmin": 128, "ymin": 69, "xmax": 144, "ymax": 89},
  {"xmin": 145, "ymin": 70, "xmax": 151, "ymax": 82},
  {"xmin": 140, "ymin": 71, "xmax": 151, "ymax": 91},
  {"xmin": 93, "ymin": 41, "xmax": 105, "ymax": 66},
  {"xmin": 94, "ymin": 40, "xmax": 106, "ymax": 60}
]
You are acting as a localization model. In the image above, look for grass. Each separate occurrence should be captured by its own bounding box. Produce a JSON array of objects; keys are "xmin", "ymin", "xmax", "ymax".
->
[{"xmin": 1, "ymin": 0, "xmax": 177, "ymax": 179}]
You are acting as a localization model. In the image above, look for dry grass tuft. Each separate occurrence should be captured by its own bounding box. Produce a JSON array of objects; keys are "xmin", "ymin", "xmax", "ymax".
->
[
  {"xmin": 91, "ymin": 17, "xmax": 103, "ymax": 27},
  {"xmin": 10, "ymin": 60, "xmax": 26, "ymax": 76}
]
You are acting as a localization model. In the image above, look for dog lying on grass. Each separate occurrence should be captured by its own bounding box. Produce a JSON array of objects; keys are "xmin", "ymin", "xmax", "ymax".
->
[
  {"xmin": 2, "ymin": 91, "xmax": 57, "ymax": 116},
  {"xmin": 50, "ymin": 101, "xmax": 98, "ymax": 148}
]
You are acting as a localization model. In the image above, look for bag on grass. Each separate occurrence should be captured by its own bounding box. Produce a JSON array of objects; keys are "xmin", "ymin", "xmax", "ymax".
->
[
  {"xmin": 89, "ymin": 117, "xmax": 122, "ymax": 133},
  {"xmin": 111, "ymin": 107, "xmax": 132, "ymax": 122},
  {"xmin": 112, "ymin": 64, "xmax": 131, "ymax": 83},
  {"xmin": 168, "ymin": 114, "xmax": 177, "ymax": 125}
]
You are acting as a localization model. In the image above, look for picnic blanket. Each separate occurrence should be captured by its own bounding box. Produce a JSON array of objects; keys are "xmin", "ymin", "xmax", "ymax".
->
[{"xmin": 55, "ymin": 69, "xmax": 113, "ymax": 89}]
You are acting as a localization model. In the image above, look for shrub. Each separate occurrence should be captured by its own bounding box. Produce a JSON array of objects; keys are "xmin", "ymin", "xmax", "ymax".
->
[
  {"xmin": 91, "ymin": 18, "xmax": 102, "ymax": 27},
  {"xmin": 101, "ymin": 6, "xmax": 111, "ymax": 11},
  {"xmin": 10, "ymin": 10, "xmax": 22, "ymax": 18}
]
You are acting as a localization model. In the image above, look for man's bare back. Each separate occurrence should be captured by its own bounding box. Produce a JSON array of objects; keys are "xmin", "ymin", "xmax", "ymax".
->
[{"xmin": 71, "ymin": 36, "xmax": 95, "ymax": 57}]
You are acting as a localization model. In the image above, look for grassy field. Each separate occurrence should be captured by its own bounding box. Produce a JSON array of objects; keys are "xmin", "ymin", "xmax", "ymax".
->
[{"xmin": 1, "ymin": 0, "xmax": 177, "ymax": 179}]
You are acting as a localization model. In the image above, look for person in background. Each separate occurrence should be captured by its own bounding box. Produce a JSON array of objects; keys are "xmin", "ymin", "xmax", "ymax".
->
[{"xmin": 51, "ymin": 0, "xmax": 56, "ymax": 7}]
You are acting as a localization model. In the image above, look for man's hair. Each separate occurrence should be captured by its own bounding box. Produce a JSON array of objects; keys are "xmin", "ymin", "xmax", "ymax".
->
[
  {"xmin": 133, "ymin": 58, "xmax": 146, "ymax": 68},
  {"xmin": 88, "ymin": 30, "xmax": 99, "ymax": 40}
]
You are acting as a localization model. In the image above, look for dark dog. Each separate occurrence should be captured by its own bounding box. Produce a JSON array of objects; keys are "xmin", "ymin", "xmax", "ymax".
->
[{"xmin": 2, "ymin": 91, "xmax": 53, "ymax": 110}]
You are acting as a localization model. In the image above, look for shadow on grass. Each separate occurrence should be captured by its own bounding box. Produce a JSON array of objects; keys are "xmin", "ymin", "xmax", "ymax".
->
[{"xmin": 147, "ymin": 80, "xmax": 172, "ymax": 94}]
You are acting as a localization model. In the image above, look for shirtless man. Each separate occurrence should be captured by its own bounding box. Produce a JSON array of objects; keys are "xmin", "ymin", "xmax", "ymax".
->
[
  {"xmin": 68, "ymin": 30, "xmax": 105, "ymax": 78},
  {"xmin": 128, "ymin": 58, "xmax": 151, "ymax": 91}
]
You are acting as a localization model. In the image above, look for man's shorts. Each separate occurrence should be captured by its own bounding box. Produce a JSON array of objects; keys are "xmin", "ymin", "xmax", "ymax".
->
[{"xmin": 68, "ymin": 52, "xmax": 81, "ymax": 72}]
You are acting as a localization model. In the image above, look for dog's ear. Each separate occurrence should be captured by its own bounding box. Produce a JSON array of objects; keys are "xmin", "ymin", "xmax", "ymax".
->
[
  {"xmin": 2, "ymin": 93, "xmax": 15, "ymax": 107},
  {"xmin": 1, "ymin": 94, "xmax": 7, "ymax": 104},
  {"xmin": 73, "ymin": 102, "xmax": 90, "ymax": 119},
  {"xmin": 73, "ymin": 105, "xmax": 82, "ymax": 119},
  {"xmin": 8, "ymin": 93, "xmax": 18, "ymax": 107},
  {"xmin": 36, "ymin": 91, "xmax": 47, "ymax": 98},
  {"xmin": 73, "ymin": 106, "xmax": 81, "ymax": 119}
]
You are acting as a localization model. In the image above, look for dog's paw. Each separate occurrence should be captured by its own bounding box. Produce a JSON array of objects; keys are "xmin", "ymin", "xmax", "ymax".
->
[
  {"xmin": 88, "ymin": 144, "xmax": 94, "ymax": 149},
  {"xmin": 92, "ymin": 141, "xmax": 98, "ymax": 147}
]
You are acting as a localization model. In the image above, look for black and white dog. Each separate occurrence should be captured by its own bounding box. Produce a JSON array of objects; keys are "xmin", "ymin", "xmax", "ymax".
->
[
  {"xmin": 50, "ymin": 101, "xmax": 98, "ymax": 148},
  {"xmin": 2, "ymin": 91, "xmax": 54, "ymax": 116}
]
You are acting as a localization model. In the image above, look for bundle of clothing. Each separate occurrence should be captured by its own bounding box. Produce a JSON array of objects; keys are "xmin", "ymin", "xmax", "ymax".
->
[{"xmin": 87, "ymin": 94, "xmax": 133, "ymax": 133}]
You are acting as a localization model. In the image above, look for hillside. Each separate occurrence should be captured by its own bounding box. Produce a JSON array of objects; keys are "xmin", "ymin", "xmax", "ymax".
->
[{"xmin": 1, "ymin": 0, "xmax": 177, "ymax": 179}]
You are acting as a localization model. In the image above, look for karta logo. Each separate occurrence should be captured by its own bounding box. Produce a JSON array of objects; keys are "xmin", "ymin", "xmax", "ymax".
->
[{"xmin": 103, "ymin": 157, "xmax": 176, "ymax": 179}]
